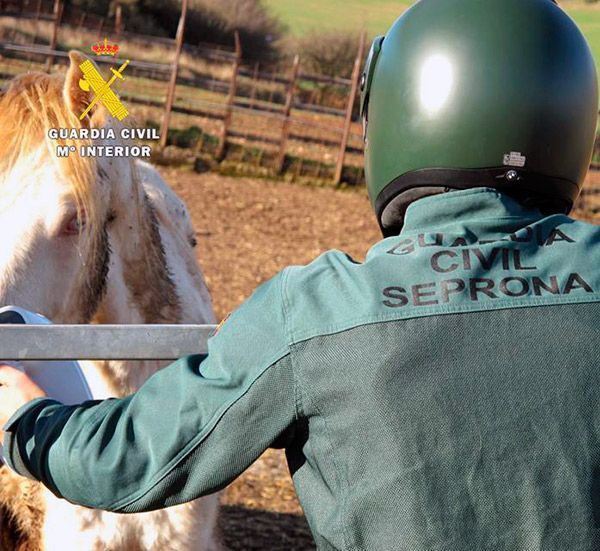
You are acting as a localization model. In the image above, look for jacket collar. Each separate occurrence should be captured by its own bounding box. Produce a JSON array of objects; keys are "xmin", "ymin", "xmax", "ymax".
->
[
  {"xmin": 400, "ymin": 188, "xmax": 543, "ymax": 234},
  {"xmin": 366, "ymin": 188, "xmax": 548, "ymax": 261}
]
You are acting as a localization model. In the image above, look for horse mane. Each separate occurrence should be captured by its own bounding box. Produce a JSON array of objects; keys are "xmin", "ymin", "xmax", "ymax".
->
[{"xmin": 0, "ymin": 72, "xmax": 100, "ymax": 239}]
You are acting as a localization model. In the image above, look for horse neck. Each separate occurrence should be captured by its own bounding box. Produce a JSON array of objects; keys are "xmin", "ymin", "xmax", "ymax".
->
[
  {"xmin": 98, "ymin": 165, "xmax": 183, "ymax": 326},
  {"xmin": 85, "ymin": 160, "xmax": 216, "ymax": 394},
  {"xmin": 84, "ymin": 174, "xmax": 181, "ymax": 394}
]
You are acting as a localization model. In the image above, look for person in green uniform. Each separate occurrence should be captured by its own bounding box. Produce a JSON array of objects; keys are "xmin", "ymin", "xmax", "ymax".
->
[{"xmin": 1, "ymin": 0, "xmax": 599, "ymax": 548}]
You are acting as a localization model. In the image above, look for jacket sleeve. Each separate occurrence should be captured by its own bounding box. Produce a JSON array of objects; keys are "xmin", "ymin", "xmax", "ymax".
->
[{"xmin": 2, "ymin": 270, "xmax": 298, "ymax": 513}]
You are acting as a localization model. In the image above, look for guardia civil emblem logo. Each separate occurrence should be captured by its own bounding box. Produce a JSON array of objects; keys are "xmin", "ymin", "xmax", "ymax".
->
[{"xmin": 78, "ymin": 38, "xmax": 130, "ymax": 121}]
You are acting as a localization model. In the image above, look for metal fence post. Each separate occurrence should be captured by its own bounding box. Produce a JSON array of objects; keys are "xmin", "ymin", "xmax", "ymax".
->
[
  {"xmin": 217, "ymin": 30, "xmax": 242, "ymax": 160},
  {"xmin": 334, "ymin": 31, "xmax": 366, "ymax": 185},
  {"xmin": 159, "ymin": 0, "xmax": 188, "ymax": 150},
  {"xmin": 44, "ymin": 0, "xmax": 62, "ymax": 72},
  {"xmin": 276, "ymin": 54, "xmax": 300, "ymax": 174}
]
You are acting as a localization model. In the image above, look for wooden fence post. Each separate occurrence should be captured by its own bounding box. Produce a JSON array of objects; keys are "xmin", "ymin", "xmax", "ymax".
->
[
  {"xmin": 44, "ymin": 0, "xmax": 62, "ymax": 72},
  {"xmin": 276, "ymin": 54, "xmax": 300, "ymax": 174},
  {"xmin": 159, "ymin": 0, "xmax": 189, "ymax": 150},
  {"xmin": 248, "ymin": 61, "xmax": 260, "ymax": 110},
  {"xmin": 579, "ymin": 171, "xmax": 590, "ymax": 210},
  {"xmin": 334, "ymin": 31, "xmax": 366, "ymax": 184},
  {"xmin": 114, "ymin": 3, "xmax": 123, "ymax": 41},
  {"xmin": 76, "ymin": 13, "xmax": 86, "ymax": 32},
  {"xmin": 216, "ymin": 30, "xmax": 242, "ymax": 160},
  {"xmin": 31, "ymin": 0, "xmax": 43, "ymax": 45}
]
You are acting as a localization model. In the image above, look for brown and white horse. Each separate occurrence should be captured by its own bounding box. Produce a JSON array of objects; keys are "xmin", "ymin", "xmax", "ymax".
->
[{"xmin": 0, "ymin": 52, "xmax": 221, "ymax": 550}]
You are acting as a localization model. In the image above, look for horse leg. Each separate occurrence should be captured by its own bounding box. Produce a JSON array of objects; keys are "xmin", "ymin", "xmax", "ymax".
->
[{"xmin": 0, "ymin": 466, "xmax": 44, "ymax": 551}]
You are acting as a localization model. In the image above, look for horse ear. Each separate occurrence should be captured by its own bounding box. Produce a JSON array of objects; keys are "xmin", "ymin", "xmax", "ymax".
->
[{"xmin": 64, "ymin": 51, "xmax": 97, "ymax": 124}]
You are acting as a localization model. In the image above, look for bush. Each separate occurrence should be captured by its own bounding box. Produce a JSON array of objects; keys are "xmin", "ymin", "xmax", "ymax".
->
[
  {"xmin": 187, "ymin": 0, "xmax": 283, "ymax": 61},
  {"xmin": 65, "ymin": 0, "xmax": 284, "ymax": 61},
  {"xmin": 294, "ymin": 31, "xmax": 362, "ymax": 78},
  {"xmin": 283, "ymin": 31, "xmax": 364, "ymax": 109},
  {"xmin": 64, "ymin": 0, "xmax": 111, "ymax": 16},
  {"xmin": 167, "ymin": 125, "xmax": 204, "ymax": 149}
]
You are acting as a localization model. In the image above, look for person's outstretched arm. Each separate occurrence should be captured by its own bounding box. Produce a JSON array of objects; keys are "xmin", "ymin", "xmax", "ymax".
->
[{"xmin": 0, "ymin": 271, "xmax": 298, "ymax": 513}]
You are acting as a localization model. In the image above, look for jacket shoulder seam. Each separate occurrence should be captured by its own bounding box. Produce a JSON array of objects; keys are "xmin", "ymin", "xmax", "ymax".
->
[{"xmin": 281, "ymin": 267, "xmax": 304, "ymax": 420}]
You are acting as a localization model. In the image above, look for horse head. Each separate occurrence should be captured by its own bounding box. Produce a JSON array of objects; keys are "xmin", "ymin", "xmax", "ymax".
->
[{"xmin": 0, "ymin": 52, "xmax": 210, "ymax": 326}]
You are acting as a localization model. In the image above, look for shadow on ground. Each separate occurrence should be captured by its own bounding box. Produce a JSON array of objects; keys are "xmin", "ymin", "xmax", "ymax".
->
[{"xmin": 220, "ymin": 505, "xmax": 315, "ymax": 550}]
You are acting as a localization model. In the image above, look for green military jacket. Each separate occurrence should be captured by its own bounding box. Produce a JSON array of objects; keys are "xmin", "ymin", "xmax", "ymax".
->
[{"xmin": 5, "ymin": 188, "xmax": 600, "ymax": 550}]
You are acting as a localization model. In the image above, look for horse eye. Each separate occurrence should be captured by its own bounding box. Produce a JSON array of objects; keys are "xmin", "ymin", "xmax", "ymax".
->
[
  {"xmin": 189, "ymin": 236, "xmax": 198, "ymax": 248},
  {"xmin": 63, "ymin": 214, "xmax": 86, "ymax": 236}
]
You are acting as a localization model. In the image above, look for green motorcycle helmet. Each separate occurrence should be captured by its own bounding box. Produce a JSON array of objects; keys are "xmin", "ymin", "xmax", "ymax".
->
[{"xmin": 361, "ymin": 0, "xmax": 599, "ymax": 236}]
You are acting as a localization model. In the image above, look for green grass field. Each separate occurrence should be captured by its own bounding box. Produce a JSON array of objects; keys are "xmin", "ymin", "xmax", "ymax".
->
[
  {"xmin": 568, "ymin": 8, "xmax": 600, "ymax": 68},
  {"xmin": 264, "ymin": 0, "xmax": 600, "ymax": 69},
  {"xmin": 264, "ymin": 0, "xmax": 409, "ymax": 37}
]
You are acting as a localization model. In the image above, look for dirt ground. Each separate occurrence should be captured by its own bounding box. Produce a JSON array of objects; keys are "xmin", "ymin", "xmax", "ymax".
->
[{"xmin": 163, "ymin": 167, "xmax": 600, "ymax": 550}]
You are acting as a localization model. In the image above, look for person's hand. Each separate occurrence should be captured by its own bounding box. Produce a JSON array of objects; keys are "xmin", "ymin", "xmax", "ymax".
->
[{"xmin": 0, "ymin": 365, "xmax": 46, "ymax": 441}]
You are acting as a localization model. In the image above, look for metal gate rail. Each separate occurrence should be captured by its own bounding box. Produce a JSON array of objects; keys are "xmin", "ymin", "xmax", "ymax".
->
[{"xmin": 0, "ymin": 325, "xmax": 217, "ymax": 360}]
